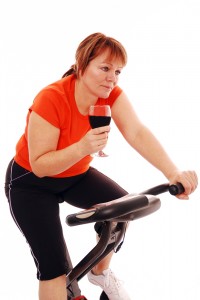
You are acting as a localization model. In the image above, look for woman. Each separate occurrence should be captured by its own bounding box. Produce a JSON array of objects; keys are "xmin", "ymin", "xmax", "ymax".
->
[{"xmin": 5, "ymin": 32, "xmax": 198, "ymax": 300}]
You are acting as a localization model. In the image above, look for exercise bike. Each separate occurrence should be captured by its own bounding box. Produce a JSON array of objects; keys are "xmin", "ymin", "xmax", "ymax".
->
[{"xmin": 64, "ymin": 182, "xmax": 184, "ymax": 300}]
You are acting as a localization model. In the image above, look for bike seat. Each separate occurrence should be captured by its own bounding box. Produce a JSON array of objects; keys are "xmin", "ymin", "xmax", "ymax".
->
[{"xmin": 66, "ymin": 193, "xmax": 161, "ymax": 226}]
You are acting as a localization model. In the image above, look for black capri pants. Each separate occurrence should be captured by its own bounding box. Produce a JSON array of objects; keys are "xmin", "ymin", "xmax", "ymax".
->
[{"xmin": 4, "ymin": 159, "xmax": 128, "ymax": 281}]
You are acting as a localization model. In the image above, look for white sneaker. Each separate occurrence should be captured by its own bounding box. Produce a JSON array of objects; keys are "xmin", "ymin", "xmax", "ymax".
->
[{"xmin": 87, "ymin": 269, "xmax": 131, "ymax": 300}]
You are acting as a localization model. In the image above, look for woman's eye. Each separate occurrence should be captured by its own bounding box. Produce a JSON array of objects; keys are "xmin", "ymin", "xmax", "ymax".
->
[
  {"xmin": 101, "ymin": 66, "xmax": 109, "ymax": 72},
  {"xmin": 115, "ymin": 70, "xmax": 121, "ymax": 75}
]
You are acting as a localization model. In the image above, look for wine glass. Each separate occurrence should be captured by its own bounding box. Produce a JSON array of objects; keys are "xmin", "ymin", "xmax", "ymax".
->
[{"xmin": 89, "ymin": 105, "xmax": 111, "ymax": 157}]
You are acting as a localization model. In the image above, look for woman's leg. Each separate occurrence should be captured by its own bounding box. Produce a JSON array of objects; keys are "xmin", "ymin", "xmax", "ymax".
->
[
  {"xmin": 39, "ymin": 275, "xmax": 67, "ymax": 300},
  {"xmin": 62, "ymin": 167, "xmax": 129, "ymax": 274},
  {"xmin": 92, "ymin": 249, "xmax": 114, "ymax": 275},
  {"xmin": 5, "ymin": 161, "xmax": 70, "ymax": 299},
  {"xmin": 62, "ymin": 167, "xmax": 131, "ymax": 299}
]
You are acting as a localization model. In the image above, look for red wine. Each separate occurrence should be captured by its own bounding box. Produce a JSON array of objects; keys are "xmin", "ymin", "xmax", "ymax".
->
[{"xmin": 89, "ymin": 116, "xmax": 111, "ymax": 128}]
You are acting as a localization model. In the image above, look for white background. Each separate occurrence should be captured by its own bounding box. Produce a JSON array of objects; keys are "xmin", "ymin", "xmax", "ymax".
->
[{"xmin": 0, "ymin": 0, "xmax": 200, "ymax": 299}]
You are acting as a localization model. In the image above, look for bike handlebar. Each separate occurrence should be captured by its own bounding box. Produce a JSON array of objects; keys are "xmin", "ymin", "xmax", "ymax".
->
[
  {"xmin": 169, "ymin": 182, "xmax": 185, "ymax": 195},
  {"xmin": 140, "ymin": 182, "xmax": 184, "ymax": 196}
]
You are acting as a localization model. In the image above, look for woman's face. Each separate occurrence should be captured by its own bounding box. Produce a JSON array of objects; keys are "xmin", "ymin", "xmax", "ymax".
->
[{"xmin": 79, "ymin": 49, "xmax": 124, "ymax": 99}]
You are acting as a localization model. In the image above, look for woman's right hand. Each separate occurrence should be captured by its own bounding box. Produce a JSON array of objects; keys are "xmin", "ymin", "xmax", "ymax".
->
[{"xmin": 77, "ymin": 126, "xmax": 110, "ymax": 156}]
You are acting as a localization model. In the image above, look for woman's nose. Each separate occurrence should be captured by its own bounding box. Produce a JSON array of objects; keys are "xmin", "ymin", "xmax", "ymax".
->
[{"xmin": 106, "ymin": 72, "xmax": 116, "ymax": 82}]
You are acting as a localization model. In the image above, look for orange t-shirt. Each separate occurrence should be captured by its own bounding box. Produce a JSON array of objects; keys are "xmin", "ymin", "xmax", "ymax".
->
[{"xmin": 14, "ymin": 74, "xmax": 122, "ymax": 177}]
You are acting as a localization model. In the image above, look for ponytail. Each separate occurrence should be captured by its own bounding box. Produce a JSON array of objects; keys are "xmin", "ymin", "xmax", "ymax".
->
[{"xmin": 62, "ymin": 64, "xmax": 77, "ymax": 78}]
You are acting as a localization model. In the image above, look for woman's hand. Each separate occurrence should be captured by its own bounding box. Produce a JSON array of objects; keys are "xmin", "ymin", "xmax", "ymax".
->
[
  {"xmin": 77, "ymin": 126, "xmax": 110, "ymax": 156},
  {"xmin": 168, "ymin": 170, "xmax": 198, "ymax": 199}
]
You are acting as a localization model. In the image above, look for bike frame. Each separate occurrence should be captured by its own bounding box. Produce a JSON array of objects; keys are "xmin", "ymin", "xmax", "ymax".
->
[{"xmin": 64, "ymin": 183, "xmax": 184, "ymax": 300}]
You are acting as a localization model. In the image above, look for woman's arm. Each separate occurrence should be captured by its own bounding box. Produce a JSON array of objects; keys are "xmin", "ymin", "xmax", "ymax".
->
[
  {"xmin": 111, "ymin": 92, "xmax": 198, "ymax": 199},
  {"xmin": 28, "ymin": 112, "xmax": 84, "ymax": 177},
  {"xmin": 28, "ymin": 111, "xmax": 109, "ymax": 177}
]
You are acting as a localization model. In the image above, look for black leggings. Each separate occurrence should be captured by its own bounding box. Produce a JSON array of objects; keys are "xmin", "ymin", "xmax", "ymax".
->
[{"xmin": 5, "ymin": 159, "xmax": 128, "ymax": 280}]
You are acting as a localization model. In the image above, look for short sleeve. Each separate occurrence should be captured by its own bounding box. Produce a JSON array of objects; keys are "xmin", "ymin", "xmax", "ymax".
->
[
  {"xmin": 29, "ymin": 88, "xmax": 68, "ymax": 129},
  {"xmin": 109, "ymin": 86, "xmax": 123, "ymax": 106}
]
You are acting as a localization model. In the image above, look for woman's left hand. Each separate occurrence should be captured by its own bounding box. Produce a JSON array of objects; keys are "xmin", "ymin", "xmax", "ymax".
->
[{"xmin": 168, "ymin": 170, "xmax": 198, "ymax": 199}]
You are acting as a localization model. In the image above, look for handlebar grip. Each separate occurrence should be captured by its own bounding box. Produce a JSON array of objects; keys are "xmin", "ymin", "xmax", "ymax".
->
[{"xmin": 169, "ymin": 183, "xmax": 185, "ymax": 195}]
